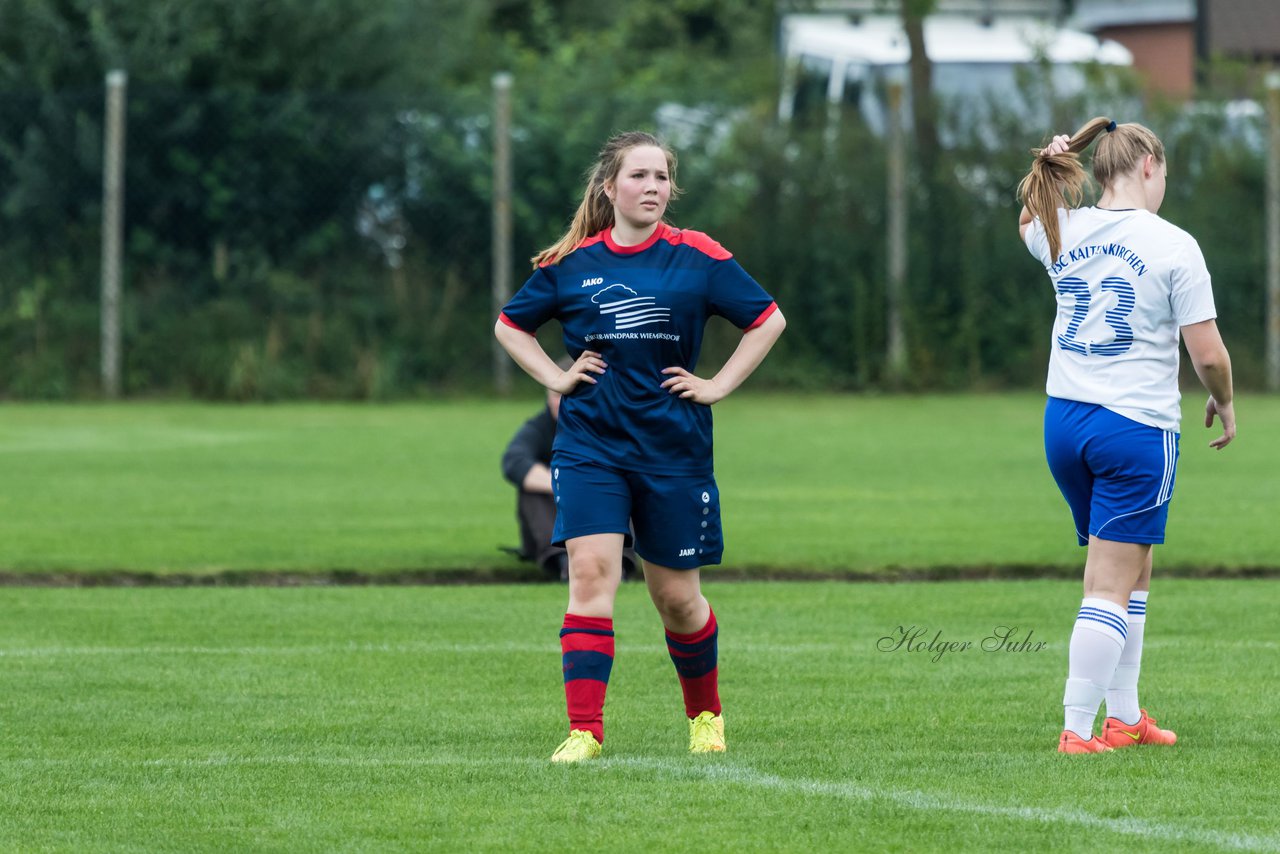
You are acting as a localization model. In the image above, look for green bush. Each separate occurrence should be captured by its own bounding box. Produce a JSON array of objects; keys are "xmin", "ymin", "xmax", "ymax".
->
[{"xmin": 0, "ymin": 2, "xmax": 1269, "ymax": 397}]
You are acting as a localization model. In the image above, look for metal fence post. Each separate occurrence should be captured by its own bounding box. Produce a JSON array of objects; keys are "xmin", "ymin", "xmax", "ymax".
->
[
  {"xmin": 492, "ymin": 72, "xmax": 514, "ymax": 396},
  {"xmin": 1267, "ymin": 71, "xmax": 1280, "ymax": 392},
  {"xmin": 885, "ymin": 80, "xmax": 908, "ymax": 387},
  {"xmin": 101, "ymin": 69, "xmax": 127, "ymax": 398}
]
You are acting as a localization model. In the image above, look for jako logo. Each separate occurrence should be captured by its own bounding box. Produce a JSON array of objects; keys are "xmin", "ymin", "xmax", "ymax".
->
[
  {"xmin": 679, "ymin": 548, "xmax": 696, "ymax": 557},
  {"xmin": 591, "ymin": 284, "xmax": 670, "ymax": 330},
  {"xmin": 581, "ymin": 277, "xmax": 603, "ymax": 287}
]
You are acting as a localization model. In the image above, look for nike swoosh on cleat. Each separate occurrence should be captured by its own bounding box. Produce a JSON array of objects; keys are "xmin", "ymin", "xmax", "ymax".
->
[{"xmin": 1121, "ymin": 730, "xmax": 1141, "ymax": 741}]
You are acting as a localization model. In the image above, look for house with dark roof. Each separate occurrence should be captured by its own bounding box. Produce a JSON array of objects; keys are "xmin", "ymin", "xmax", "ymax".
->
[{"xmin": 1070, "ymin": 0, "xmax": 1280, "ymax": 97}]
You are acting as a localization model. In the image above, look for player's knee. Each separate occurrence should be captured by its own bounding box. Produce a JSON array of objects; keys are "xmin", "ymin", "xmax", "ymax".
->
[
  {"xmin": 567, "ymin": 551, "xmax": 615, "ymax": 588},
  {"xmin": 1082, "ymin": 571, "xmax": 1138, "ymax": 602},
  {"xmin": 650, "ymin": 586, "xmax": 700, "ymax": 623},
  {"xmin": 1082, "ymin": 580, "xmax": 1130, "ymax": 602}
]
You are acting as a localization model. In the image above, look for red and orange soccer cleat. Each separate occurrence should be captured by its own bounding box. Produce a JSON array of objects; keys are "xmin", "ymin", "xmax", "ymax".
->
[
  {"xmin": 1058, "ymin": 730, "xmax": 1114, "ymax": 754},
  {"xmin": 1100, "ymin": 709, "xmax": 1177, "ymax": 748}
]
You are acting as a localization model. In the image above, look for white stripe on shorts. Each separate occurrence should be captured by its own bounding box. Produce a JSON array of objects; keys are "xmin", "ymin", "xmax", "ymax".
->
[
  {"xmin": 1094, "ymin": 430, "xmax": 1178, "ymax": 539},
  {"xmin": 1157, "ymin": 430, "xmax": 1176, "ymax": 504}
]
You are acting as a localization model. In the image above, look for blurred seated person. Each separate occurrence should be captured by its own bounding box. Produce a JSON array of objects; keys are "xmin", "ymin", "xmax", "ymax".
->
[{"xmin": 501, "ymin": 384, "xmax": 639, "ymax": 581}]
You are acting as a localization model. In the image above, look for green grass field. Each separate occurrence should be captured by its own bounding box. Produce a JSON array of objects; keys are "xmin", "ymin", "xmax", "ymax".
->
[
  {"xmin": 1, "ymin": 394, "xmax": 1277, "ymax": 578},
  {"xmin": 3, "ymin": 396, "xmax": 1277, "ymax": 850},
  {"xmin": 3, "ymin": 580, "xmax": 1278, "ymax": 852}
]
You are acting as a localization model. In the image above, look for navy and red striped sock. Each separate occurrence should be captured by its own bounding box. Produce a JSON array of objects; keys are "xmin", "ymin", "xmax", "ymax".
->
[
  {"xmin": 666, "ymin": 609, "xmax": 720, "ymax": 718},
  {"xmin": 559, "ymin": 614, "xmax": 614, "ymax": 742}
]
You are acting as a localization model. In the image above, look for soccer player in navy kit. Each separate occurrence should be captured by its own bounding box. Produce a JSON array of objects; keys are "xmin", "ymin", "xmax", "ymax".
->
[
  {"xmin": 1018, "ymin": 118, "xmax": 1236, "ymax": 754},
  {"xmin": 495, "ymin": 131, "xmax": 785, "ymax": 762}
]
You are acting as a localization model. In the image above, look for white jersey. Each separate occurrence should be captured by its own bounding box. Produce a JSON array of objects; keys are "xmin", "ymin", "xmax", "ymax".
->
[{"xmin": 1024, "ymin": 207, "xmax": 1217, "ymax": 431}]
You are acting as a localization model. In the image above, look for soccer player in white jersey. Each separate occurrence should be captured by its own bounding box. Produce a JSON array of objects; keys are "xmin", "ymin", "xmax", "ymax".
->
[{"xmin": 1017, "ymin": 117, "xmax": 1236, "ymax": 754}]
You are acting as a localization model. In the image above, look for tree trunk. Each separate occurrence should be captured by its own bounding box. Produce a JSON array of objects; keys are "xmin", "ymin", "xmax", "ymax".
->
[{"xmin": 902, "ymin": 0, "xmax": 939, "ymax": 185}]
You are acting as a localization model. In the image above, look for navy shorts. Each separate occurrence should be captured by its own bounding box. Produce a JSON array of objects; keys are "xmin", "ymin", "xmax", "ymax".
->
[
  {"xmin": 550, "ymin": 455, "xmax": 723, "ymax": 570},
  {"xmin": 1044, "ymin": 397, "xmax": 1180, "ymax": 546}
]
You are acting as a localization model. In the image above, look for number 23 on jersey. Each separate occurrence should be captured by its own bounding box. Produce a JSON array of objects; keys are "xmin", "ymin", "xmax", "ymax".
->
[{"xmin": 1056, "ymin": 276, "xmax": 1135, "ymax": 357}]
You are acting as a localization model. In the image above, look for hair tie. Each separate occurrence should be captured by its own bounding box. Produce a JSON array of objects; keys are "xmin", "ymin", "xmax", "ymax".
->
[{"xmin": 1105, "ymin": 120, "xmax": 1117, "ymax": 133}]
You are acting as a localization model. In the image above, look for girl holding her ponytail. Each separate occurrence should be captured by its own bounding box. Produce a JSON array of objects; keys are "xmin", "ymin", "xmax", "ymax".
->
[
  {"xmin": 1017, "ymin": 118, "xmax": 1236, "ymax": 754},
  {"xmin": 496, "ymin": 131, "xmax": 785, "ymax": 762}
]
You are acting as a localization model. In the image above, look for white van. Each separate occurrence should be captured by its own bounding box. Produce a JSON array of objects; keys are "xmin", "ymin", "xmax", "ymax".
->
[{"xmin": 779, "ymin": 14, "xmax": 1132, "ymax": 137}]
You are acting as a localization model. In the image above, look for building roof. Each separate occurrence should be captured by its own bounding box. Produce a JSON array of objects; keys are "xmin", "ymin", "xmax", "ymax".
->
[
  {"xmin": 1069, "ymin": 0, "xmax": 1194, "ymax": 30},
  {"xmin": 782, "ymin": 13, "xmax": 1132, "ymax": 66},
  {"xmin": 793, "ymin": 0, "xmax": 1066, "ymax": 17},
  {"xmin": 1070, "ymin": 0, "xmax": 1280, "ymax": 59}
]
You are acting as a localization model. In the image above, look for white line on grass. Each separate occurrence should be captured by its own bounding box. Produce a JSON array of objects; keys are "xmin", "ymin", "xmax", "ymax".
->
[
  {"xmin": 1147, "ymin": 639, "xmax": 1280, "ymax": 650},
  {"xmin": 0, "ymin": 641, "xmax": 851, "ymax": 658},
  {"xmin": 0, "ymin": 643, "xmax": 553, "ymax": 658},
  {"xmin": 7, "ymin": 753, "xmax": 1275, "ymax": 851},
  {"xmin": 604, "ymin": 757, "xmax": 1279, "ymax": 852},
  {"xmin": 0, "ymin": 637, "xmax": 1273, "ymax": 663},
  {"xmin": 1, "ymin": 638, "xmax": 1275, "ymax": 662}
]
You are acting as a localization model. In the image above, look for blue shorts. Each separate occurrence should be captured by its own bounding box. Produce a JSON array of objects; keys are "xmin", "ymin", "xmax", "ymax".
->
[
  {"xmin": 1044, "ymin": 397, "xmax": 1179, "ymax": 546},
  {"xmin": 550, "ymin": 455, "xmax": 723, "ymax": 570}
]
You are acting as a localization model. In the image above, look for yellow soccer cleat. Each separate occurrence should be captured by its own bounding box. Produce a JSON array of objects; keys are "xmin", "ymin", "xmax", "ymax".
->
[
  {"xmin": 550, "ymin": 729, "xmax": 602, "ymax": 763},
  {"xmin": 688, "ymin": 711, "xmax": 725, "ymax": 754}
]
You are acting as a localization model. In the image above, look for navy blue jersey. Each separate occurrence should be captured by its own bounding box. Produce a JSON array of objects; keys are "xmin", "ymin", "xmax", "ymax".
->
[{"xmin": 500, "ymin": 224, "xmax": 777, "ymax": 475}]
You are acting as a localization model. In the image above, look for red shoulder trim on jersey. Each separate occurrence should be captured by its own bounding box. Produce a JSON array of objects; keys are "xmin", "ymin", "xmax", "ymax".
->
[
  {"xmin": 578, "ymin": 232, "xmax": 608, "ymax": 251},
  {"xmin": 665, "ymin": 227, "xmax": 732, "ymax": 261},
  {"xmin": 498, "ymin": 312, "xmax": 535, "ymax": 335},
  {"xmin": 744, "ymin": 301, "xmax": 778, "ymax": 331},
  {"xmin": 538, "ymin": 232, "xmax": 608, "ymax": 268}
]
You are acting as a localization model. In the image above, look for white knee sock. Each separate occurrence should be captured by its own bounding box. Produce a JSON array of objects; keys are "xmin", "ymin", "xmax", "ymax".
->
[
  {"xmin": 1105, "ymin": 591, "xmax": 1148, "ymax": 726},
  {"xmin": 1063, "ymin": 597, "xmax": 1128, "ymax": 739}
]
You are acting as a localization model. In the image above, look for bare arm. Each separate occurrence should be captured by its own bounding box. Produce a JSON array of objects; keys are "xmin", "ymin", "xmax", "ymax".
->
[
  {"xmin": 660, "ymin": 309, "xmax": 786, "ymax": 405},
  {"xmin": 1018, "ymin": 204, "xmax": 1034, "ymax": 241},
  {"xmin": 522, "ymin": 464, "xmax": 553, "ymax": 493},
  {"xmin": 1181, "ymin": 318, "xmax": 1235, "ymax": 449},
  {"xmin": 501, "ymin": 409, "xmax": 556, "ymax": 492},
  {"xmin": 493, "ymin": 320, "xmax": 606, "ymax": 394}
]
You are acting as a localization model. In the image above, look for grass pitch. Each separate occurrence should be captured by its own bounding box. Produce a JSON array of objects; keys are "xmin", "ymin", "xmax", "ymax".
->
[
  {"xmin": 1, "ymin": 393, "xmax": 1277, "ymax": 578},
  {"xmin": 2, "ymin": 580, "xmax": 1277, "ymax": 852}
]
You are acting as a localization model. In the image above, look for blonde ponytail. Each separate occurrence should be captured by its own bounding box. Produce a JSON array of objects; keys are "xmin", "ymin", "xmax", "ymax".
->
[
  {"xmin": 1017, "ymin": 117, "xmax": 1111, "ymax": 261},
  {"xmin": 1017, "ymin": 117, "xmax": 1166, "ymax": 261}
]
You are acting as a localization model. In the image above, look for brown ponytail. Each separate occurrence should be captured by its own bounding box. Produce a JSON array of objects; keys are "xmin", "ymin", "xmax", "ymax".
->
[
  {"xmin": 1017, "ymin": 117, "xmax": 1165, "ymax": 261},
  {"xmin": 531, "ymin": 131, "xmax": 682, "ymax": 267}
]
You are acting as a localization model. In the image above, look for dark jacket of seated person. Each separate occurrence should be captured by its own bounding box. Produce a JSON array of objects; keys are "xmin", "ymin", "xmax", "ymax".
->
[{"xmin": 501, "ymin": 390, "xmax": 638, "ymax": 580}]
